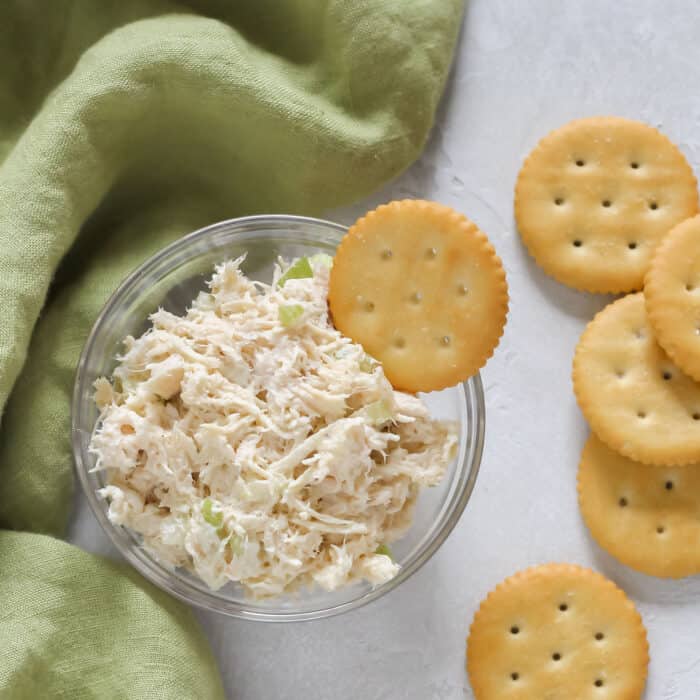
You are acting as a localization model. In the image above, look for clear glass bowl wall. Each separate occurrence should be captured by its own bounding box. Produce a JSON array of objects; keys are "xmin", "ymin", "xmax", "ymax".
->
[{"xmin": 72, "ymin": 215, "xmax": 485, "ymax": 621}]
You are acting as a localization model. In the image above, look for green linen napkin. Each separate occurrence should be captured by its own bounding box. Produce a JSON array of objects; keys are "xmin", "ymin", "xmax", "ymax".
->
[
  {"xmin": 0, "ymin": 1, "xmax": 463, "ymax": 697},
  {"xmin": 0, "ymin": 531, "xmax": 224, "ymax": 699}
]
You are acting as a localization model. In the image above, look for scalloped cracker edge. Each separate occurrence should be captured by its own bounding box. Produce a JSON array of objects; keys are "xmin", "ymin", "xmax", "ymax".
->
[
  {"xmin": 573, "ymin": 293, "xmax": 700, "ymax": 466},
  {"xmin": 578, "ymin": 434, "xmax": 700, "ymax": 578},
  {"xmin": 466, "ymin": 562, "xmax": 649, "ymax": 700},
  {"xmin": 645, "ymin": 214, "xmax": 700, "ymax": 382},
  {"xmin": 515, "ymin": 116, "xmax": 698, "ymax": 293},
  {"xmin": 329, "ymin": 199, "xmax": 508, "ymax": 392}
]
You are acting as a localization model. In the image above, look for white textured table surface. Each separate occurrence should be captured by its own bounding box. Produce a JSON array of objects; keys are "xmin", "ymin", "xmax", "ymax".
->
[{"xmin": 70, "ymin": 1, "xmax": 700, "ymax": 697}]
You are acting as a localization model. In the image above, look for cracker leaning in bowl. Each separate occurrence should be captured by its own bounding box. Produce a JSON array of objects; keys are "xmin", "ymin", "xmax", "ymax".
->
[
  {"xmin": 515, "ymin": 116, "xmax": 698, "ymax": 293},
  {"xmin": 329, "ymin": 200, "xmax": 509, "ymax": 393},
  {"xmin": 578, "ymin": 434, "xmax": 700, "ymax": 579},
  {"xmin": 466, "ymin": 563, "xmax": 649, "ymax": 700}
]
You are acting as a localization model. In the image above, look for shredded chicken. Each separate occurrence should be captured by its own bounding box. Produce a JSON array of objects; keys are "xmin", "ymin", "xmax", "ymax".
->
[{"xmin": 90, "ymin": 256, "xmax": 458, "ymax": 598}]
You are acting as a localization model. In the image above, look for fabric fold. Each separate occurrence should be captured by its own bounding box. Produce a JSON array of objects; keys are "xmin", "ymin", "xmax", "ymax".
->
[
  {"xmin": 0, "ymin": 1, "xmax": 463, "ymax": 697},
  {"xmin": 0, "ymin": 531, "xmax": 225, "ymax": 700}
]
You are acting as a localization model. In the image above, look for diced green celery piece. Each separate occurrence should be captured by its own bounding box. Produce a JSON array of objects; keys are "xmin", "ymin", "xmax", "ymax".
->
[
  {"xmin": 309, "ymin": 253, "xmax": 333, "ymax": 269},
  {"xmin": 229, "ymin": 534, "xmax": 245, "ymax": 558},
  {"xmin": 279, "ymin": 304, "xmax": 304, "ymax": 327},
  {"xmin": 359, "ymin": 354, "xmax": 376, "ymax": 373},
  {"xmin": 202, "ymin": 498, "xmax": 223, "ymax": 528},
  {"xmin": 278, "ymin": 257, "xmax": 313, "ymax": 287},
  {"xmin": 375, "ymin": 544, "xmax": 394, "ymax": 560},
  {"xmin": 366, "ymin": 400, "xmax": 393, "ymax": 425}
]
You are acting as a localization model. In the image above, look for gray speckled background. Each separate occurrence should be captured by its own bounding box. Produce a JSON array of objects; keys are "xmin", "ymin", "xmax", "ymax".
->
[{"xmin": 70, "ymin": 1, "xmax": 700, "ymax": 697}]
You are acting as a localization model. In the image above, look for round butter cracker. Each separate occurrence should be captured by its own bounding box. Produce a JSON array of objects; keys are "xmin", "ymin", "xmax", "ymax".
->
[
  {"xmin": 573, "ymin": 293, "xmax": 700, "ymax": 466},
  {"xmin": 578, "ymin": 434, "xmax": 700, "ymax": 579},
  {"xmin": 515, "ymin": 116, "xmax": 698, "ymax": 293},
  {"xmin": 466, "ymin": 563, "xmax": 649, "ymax": 700},
  {"xmin": 328, "ymin": 200, "xmax": 508, "ymax": 393},
  {"xmin": 645, "ymin": 214, "xmax": 700, "ymax": 382}
]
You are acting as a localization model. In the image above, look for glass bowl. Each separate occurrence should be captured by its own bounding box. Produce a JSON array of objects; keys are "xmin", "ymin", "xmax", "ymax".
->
[{"xmin": 72, "ymin": 214, "xmax": 485, "ymax": 622}]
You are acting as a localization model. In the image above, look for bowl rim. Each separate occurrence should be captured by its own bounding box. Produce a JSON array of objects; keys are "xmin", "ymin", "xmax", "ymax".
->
[{"xmin": 72, "ymin": 213, "xmax": 485, "ymax": 622}]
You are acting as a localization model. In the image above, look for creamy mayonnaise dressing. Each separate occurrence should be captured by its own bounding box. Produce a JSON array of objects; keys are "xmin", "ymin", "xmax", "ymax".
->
[{"xmin": 91, "ymin": 257, "xmax": 457, "ymax": 598}]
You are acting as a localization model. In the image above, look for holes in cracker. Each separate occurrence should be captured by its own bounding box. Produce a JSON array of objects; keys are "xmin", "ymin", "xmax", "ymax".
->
[
  {"xmin": 558, "ymin": 603, "xmax": 569, "ymax": 612},
  {"xmin": 364, "ymin": 301, "xmax": 375, "ymax": 312},
  {"xmin": 649, "ymin": 201, "xmax": 659, "ymax": 211},
  {"xmin": 615, "ymin": 369, "xmax": 626, "ymax": 379},
  {"xmin": 575, "ymin": 159, "xmax": 585, "ymax": 167},
  {"xmin": 425, "ymin": 247, "xmax": 438, "ymax": 260},
  {"xmin": 619, "ymin": 497, "xmax": 628, "ymax": 507},
  {"xmin": 393, "ymin": 337, "xmax": 406, "ymax": 349},
  {"xmin": 601, "ymin": 199, "xmax": 612, "ymax": 208},
  {"xmin": 628, "ymin": 241, "xmax": 638, "ymax": 250},
  {"xmin": 380, "ymin": 248, "xmax": 393, "ymax": 260},
  {"xmin": 440, "ymin": 335, "xmax": 451, "ymax": 347},
  {"xmin": 662, "ymin": 370, "xmax": 672, "ymax": 381},
  {"xmin": 630, "ymin": 161, "xmax": 640, "ymax": 169},
  {"xmin": 686, "ymin": 283, "xmax": 695, "ymax": 292},
  {"xmin": 657, "ymin": 525, "xmax": 666, "ymax": 534},
  {"xmin": 573, "ymin": 239, "xmax": 583, "ymax": 248},
  {"xmin": 510, "ymin": 625, "xmax": 520, "ymax": 635},
  {"xmin": 595, "ymin": 632, "xmax": 605, "ymax": 641},
  {"xmin": 552, "ymin": 652, "xmax": 562, "ymax": 662},
  {"xmin": 665, "ymin": 480, "xmax": 674, "ymax": 491},
  {"xmin": 510, "ymin": 672, "xmax": 520, "ymax": 682},
  {"xmin": 637, "ymin": 410, "xmax": 647, "ymax": 419},
  {"xmin": 554, "ymin": 197, "xmax": 565, "ymax": 206},
  {"xmin": 594, "ymin": 679, "xmax": 604, "ymax": 688},
  {"xmin": 693, "ymin": 412, "xmax": 700, "ymax": 421}
]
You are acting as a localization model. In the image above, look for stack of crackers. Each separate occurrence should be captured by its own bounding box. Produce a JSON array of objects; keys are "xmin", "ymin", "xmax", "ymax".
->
[
  {"xmin": 463, "ymin": 116, "xmax": 700, "ymax": 700},
  {"xmin": 516, "ymin": 116, "xmax": 700, "ymax": 580},
  {"xmin": 329, "ymin": 143, "xmax": 692, "ymax": 697}
]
